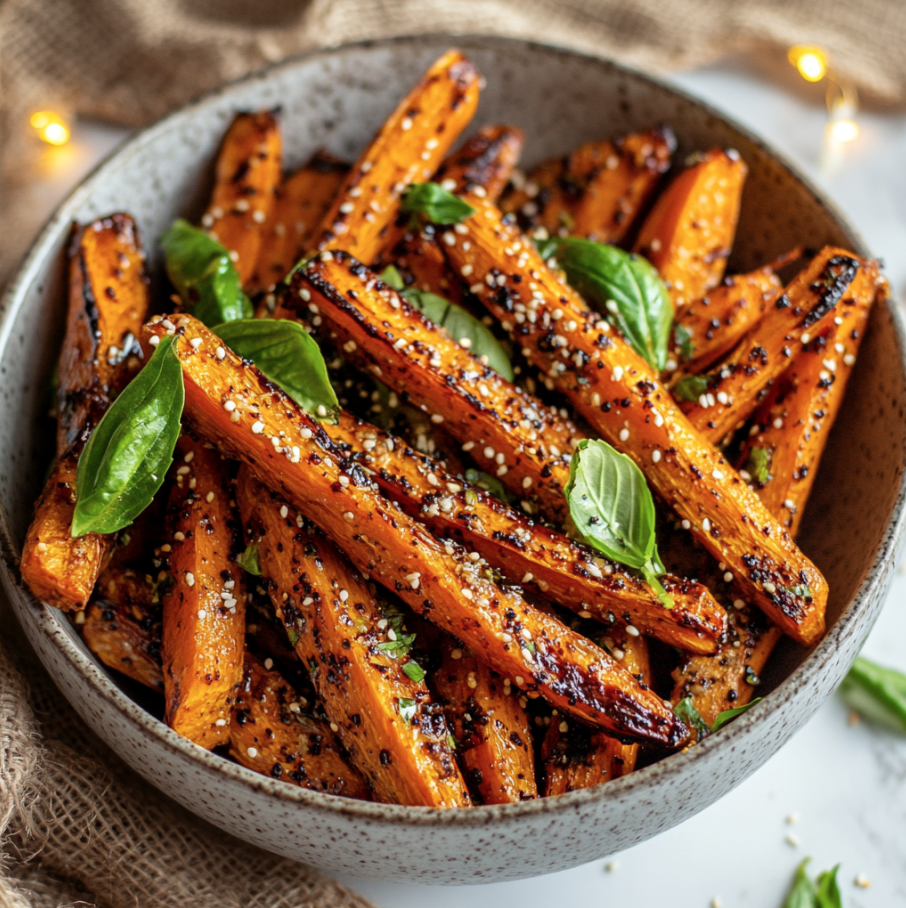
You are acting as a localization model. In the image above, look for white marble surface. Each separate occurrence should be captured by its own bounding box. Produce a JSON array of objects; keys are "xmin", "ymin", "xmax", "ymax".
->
[{"xmin": 13, "ymin": 57, "xmax": 906, "ymax": 908}]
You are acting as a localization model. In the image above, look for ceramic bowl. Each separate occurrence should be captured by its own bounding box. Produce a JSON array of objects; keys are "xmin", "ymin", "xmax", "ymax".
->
[{"xmin": 2, "ymin": 35, "xmax": 905, "ymax": 885}]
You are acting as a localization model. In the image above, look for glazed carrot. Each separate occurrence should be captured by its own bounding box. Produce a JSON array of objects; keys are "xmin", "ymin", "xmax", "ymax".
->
[
  {"xmin": 668, "ymin": 267, "xmax": 781, "ymax": 376},
  {"xmin": 634, "ymin": 149, "xmax": 747, "ymax": 308},
  {"xmin": 141, "ymin": 314, "xmax": 689, "ymax": 747},
  {"xmin": 249, "ymin": 151, "xmax": 348, "ymax": 293},
  {"xmin": 439, "ymin": 193, "xmax": 827, "ymax": 646},
  {"xmin": 231, "ymin": 654, "xmax": 371, "ymax": 799},
  {"xmin": 678, "ymin": 249, "xmax": 863, "ymax": 442},
  {"xmin": 315, "ymin": 50, "xmax": 481, "ymax": 265},
  {"xmin": 21, "ymin": 214, "xmax": 150, "ymax": 611},
  {"xmin": 332, "ymin": 411, "xmax": 726, "ymax": 654},
  {"xmin": 433, "ymin": 634, "xmax": 537, "ymax": 804},
  {"xmin": 501, "ymin": 128, "xmax": 675, "ymax": 243},
  {"xmin": 283, "ymin": 254, "xmax": 582, "ymax": 523},
  {"xmin": 237, "ymin": 469, "xmax": 469, "ymax": 807},
  {"xmin": 201, "ymin": 111, "xmax": 282, "ymax": 287},
  {"xmin": 160, "ymin": 436, "xmax": 246, "ymax": 749},
  {"xmin": 543, "ymin": 626, "xmax": 648, "ymax": 794}
]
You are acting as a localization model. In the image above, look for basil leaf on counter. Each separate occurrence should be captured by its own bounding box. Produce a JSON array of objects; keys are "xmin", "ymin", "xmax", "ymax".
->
[
  {"xmin": 379, "ymin": 267, "xmax": 513, "ymax": 380},
  {"xmin": 674, "ymin": 697, "xmax": 710, "ymax": 740},
  {"xmin": 236, "ymin": 544, "xmax": 261, "ymax": 576},
  {"xmin": 215, "ymin": 319, "xmax": 339, "ymax": 421},
  {"xmin": 743, "ymin": 445, "xmax": 773, "ymax": 485},
  {"xmin": 161, "ymin": 218, "xmax": 253, "ymax": 328},
  {"xmin": 710, "ymin": 697, "xmax": 763, "ymax": 732},
  {"xmin": 72, "ymin": 336, "xmax": 184, "ymax": 537},
  {"xmin": 566, "ymin": 439, "xmax": 672, "ymax": 607},
  {"xmin": 782, "ymin": 859, "xmax": 843, "ymax": 908},
  {"xmin": 541, "ymin": 237, "xmax": 672, "ymax": 371},
  {"xmin": 673, "ymin": 374, "xmax": 710, "ymax": 404},
  {"xmin": 839, "ymin": 657, "xmax": 906, "ymax": 733},
  {"xmin": 401, "ymin": 182, "xmax": 475, "ymax": 225}
]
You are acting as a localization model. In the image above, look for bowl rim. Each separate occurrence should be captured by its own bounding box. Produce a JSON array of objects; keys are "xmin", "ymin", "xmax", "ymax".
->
[{"xmin": 3, "ymin": 32, "xmax": 905, "ymax": 829}]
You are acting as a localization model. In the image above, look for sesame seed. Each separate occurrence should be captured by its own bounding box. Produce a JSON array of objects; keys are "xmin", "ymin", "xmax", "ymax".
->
[
  {"xmin": 784, "ymin": 499, "xmax": 796, "ymax": 509},
  {"xmin": 785, "ymin": 833, "xmax": 800, "ymax": 847},
  {"xmin": 854, "ymin": 873, "xmax": 871, "ymax": 889},
  {"xmin": 205, "ymin": 491, "xmax": 215, "ymax": 503},
  {"xmin": 702, "ymin": 518, "xmax": 711, "ymax": 532},
  {"xmin": 713, "ymin": 469, "xmax": 725, "ymax": 480},
  {"xmin": 611, "ymin": 366, "xmax": 624, "ymax": 381},
  {"xmin": 186, "ymin": 572, "xmax": 195, "ymax": 588},
  {"xmin": 843, "ymin": 353, "xmax": 856, "ymax": 366},
  {"xmin": 197, "ymin": 609, "xmax": 207, "ymax": 620},
  {"xmin": 441, "ymin": 178, "xmax": 456, "ymax": 191},
  {"xmin": 251, "ymin": 421, "xmax": 265, "ymax": 434},
  {"xmin": 247, "ymin": 747, "xmax": 258, "ymax": 758},
  {"xmin": 451, "ymin": 648, "xmax": 463, "ymax": 660},
  {"xmin": 625, "ymin": 625, "xmax": 640, "ymax": 637},
  {"xmin": 724, "ymin": 572, "xmax": 734, "ymax": 583},
  {"xmin": 401, "ymin": 117, "xmax": 413, "ymax": 130},
  {"xmin": 343, "ymin": 511, "xmax": 354, "ymax": 521},
  {"xmin": 339, "ymin": 202, "xmax": 355, "ymax": 214},
  {"xmin": 483, "ymin": 446, "xmax": 495, "ymax": 459},
  {"xmin": 764, "ymin": 581, "xmax": 777, "ymax": 593},
  {"xmin": 652, "ymin": 449, "xmax": 662, "ymax": 463},
  {"xmin": 299, "ymin": 288, "xmax": 311, "ymax": 301},
  {"xmin": 605, "ymin": 861, "xmax": 619, "ymax": 873},
  {"xmin": 619, "ymin": 428, "xmax": 629, "ymax": 442},
  {"xmin": 681, "ymin": 519, "xmax": 691, "ymax": 530},
  {"xmin": 149, "ymin": 335, "xmax": 160, "ymax": 347}
]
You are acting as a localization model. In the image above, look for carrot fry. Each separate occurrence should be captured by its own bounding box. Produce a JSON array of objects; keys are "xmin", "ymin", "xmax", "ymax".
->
[
  {"xmin": 315, "ymin": 50, "xmax": 481, "ymax": 265},
  {"xmin": 160, "ymin": 436, "xmax": 246, "ymax": 749},
  {"xmin": 433, "ymin": 634, "xmax": 537, "ymax": 803},
  {"xmin": 22, "ymin": 214, "xmax": 150, "ymax": 611},
  {"xmin": 231, "ymin": 653, "xmax": 371, "ymax": 799},
  {"xmin": 332, "ymin": 411, "xmax": 726, "ymax": 654},
  {"xmin": 543, "ymin": 627, "xmax": 648, "ymax": 794},
  {"xmin": 238, "ymin": 468, "xmax": 469, "ymax": 807},
  {"xmin": 202, "ymin": 111, "xmax": 282, "ymax": 288},
  {"xmin": 501, "ymin": 128, "xmax": 675, "ymax": 243},
  {"xmin": 141, "ymin": 314, "xmax": 689, "ymax": 747},
  {"xmin": 678, "ymin": 249, "xmax": 863, "ymax": 442},
  {"xmin": 439, "ymin": 192, "xmax": 827, "ymax": 646},
  {"xmin": 249, "ymin": 151, "xmax": 348, "ymax": 293},
  {"xmin": 283, "ymin": 253, "xmax": 582, "ymax": 523},
  {"xmin": 634, "ymin": 149, "xmax": 747, "ymax": 308}
]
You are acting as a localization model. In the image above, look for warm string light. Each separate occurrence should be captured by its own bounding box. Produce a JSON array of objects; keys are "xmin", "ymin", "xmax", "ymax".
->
[{"xmin": 29, "ymin": 110, "xmax": 71, "ymax": 146}]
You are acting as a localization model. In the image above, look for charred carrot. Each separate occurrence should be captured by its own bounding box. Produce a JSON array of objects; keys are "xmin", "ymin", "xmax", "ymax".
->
[
  {"xmin": 141, "ymin": 314, "xmax": 689, "ymax": 747},
  {"xmin": 202, "ymin": 111, "xmax": 282, "ymax": 288}
]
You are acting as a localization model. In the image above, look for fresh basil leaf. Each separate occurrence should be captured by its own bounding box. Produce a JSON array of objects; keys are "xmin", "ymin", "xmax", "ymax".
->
[
  {"xmin": 783, "ymin": 859, "xmax": 818, "ymax": 908},
  {"xmin": 215, "ymin": 319, "xmax": 339, "ymax": 421},
  {"xmin": 236, "ymin": 544, "xmax": 261, "ymax": 576},
  {"xmin": 379, "ymin": 265, "xmax": 405, "ymax": 292},
  {"xmin": 542, "ymin": 238, "xmax": 672, "ymax": 371},
  {"xmin": 815, "ymin": 866, "xmax": 843, "ymax": 908},
  {"xmin": 465, "ymin": 468, "xmax": 515, "ymax": 504},
  {"xmin": 401, "ymin": 182, "xmax": 475, "ymax": 225},
  {"xmin": 711, "ymin": 697, "xmax": 763, "ymax": 732},
  {"xmin": 673, "ymin": 374, "xmax": 710, "ymax": 404},
  {"xmin": 744, "ymin": 445, "xmax": 773, "ymax": 485},
  {"xmin": 674, "ymin": 697, "xmax": 710, "ymax": 740},
  {"xmin": 534, "ymin": 236, "xmax": 560, "ymax": 262},
  {"xmin": 674, "ymin": 323, "xmax": 695, "ymax": 361},
  {"xmin": 402, "ymin": 660, "xmax": 425, "ymax": 683},
  {"xmin": 287, "ymin": 628, "xmax": 300, "ymax": 647},
  {"xmin": 72, "ymin": 336, "xmax": 184, "ymax": 537},
  {"xmin": 398, "ymin": 697, "xmax": 418, "ymax": 726},
  {"xmin": 566, "ymin": 439, "xmax": 672, "ymax": 607},
  {"xmin": 840, "ymin": 656, "xmax": 906, "ymax": 733},
  {"xmin": 161, "ymin": 219, "xmax": 253, "ymax": 328}
]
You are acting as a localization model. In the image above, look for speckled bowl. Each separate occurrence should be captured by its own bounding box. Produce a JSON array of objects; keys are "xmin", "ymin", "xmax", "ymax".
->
[{"xmin": 1, "ymin": 35, "xmax": 905, "ymax": 885}]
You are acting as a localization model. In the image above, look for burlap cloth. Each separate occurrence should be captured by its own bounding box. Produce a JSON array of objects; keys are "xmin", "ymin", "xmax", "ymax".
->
[{"xmin": 0, "ymin": 1, "xmax": 904, "ymax": 905}]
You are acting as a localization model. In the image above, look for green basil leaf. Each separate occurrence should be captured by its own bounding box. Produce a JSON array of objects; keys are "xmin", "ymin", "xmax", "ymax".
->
[
  {"xmin": 815, "ymin": 866, "xmax": 843, "ymax": 908},
  {"xmin": 674, "ymin": 323, "xmax": 695, "ymax": 361},
  {"xmin": 566, "ymin": 439, "xmax": 671, "ymax": 606},
  {"xmin": 782, "ymin": 584, "xmax": 813, "ymax": 599},
  {"xmin": 673, "ymin": 374, "xmax": 710, "ymax": 404},
  {"xmin": 398, "ymin": 697, "xmax": 418, "ymax": 726},
  {"xmin": 711, "ymin": 697, "xmax": 763, "ymax": 732},
  {"xmin": 215, "ymin": 319, "xmax": 339, "ymax": 422},
  {"xmin": 464, "ymin": 468, "xmax": 514, "ymax": 505},
  {"xmin": 401, "ymin": 182, "xmax": 475, "ymax": 225},
  {"xmin": 287, "ymin": 628, "xmax": 300, "ymax": 647},
  {"xmin": 236, "ymin": 544, "xmax": 261, "ymax": 576},
  {"xmin": 402, "ymin": 660, "xmax": 425, "ymax": 683},
  {"xmin": 72, "ymin": 336, "xmax": 184, "ymax": 537},
  {"xmin": 379, "ymin": 265, "xmax": 405, "ymax": 292},
  {"xmin": 543, "ymin": 238, "xmax": 672, "ymax": 371},
  {"xmin": 839, "ymin": 656, "xmax": 906, "ymax": 733},
  {"xmin": 674, "ymin": 697, "xmax": 710, "ymax": 740},
  {"xmin": 161, "ymin": 219, "xmax": 253, "ymax": 328},
  {"xmin": 783, "ymin": 859, "xmax": 818, "ymax": 908},
  {"xmin": 534, "ymin": 236, "xmax": 560, "ymax": 262},
  {"xmin": 744, "ymin": 445, "xmax": 773, "ymax": 485}
]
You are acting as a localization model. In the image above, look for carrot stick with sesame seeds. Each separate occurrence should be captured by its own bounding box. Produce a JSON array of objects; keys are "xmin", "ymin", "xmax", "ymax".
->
[
  {"xmin": 330, "ymin": 410, "xmax": 726, "ymax": 654},
  {"xmin": 237, "ymin": 467, "xmax": 470, "ymax": 807},
  {"xmin": 500, "ymin": 128, "xmax": 675, "ymax": 244},
  {"xmin": 230, "ymin": 653, "xmax": 372, "ymax": 799},
  {"xmin": 201, "ymin": 111, "xmax": 282, "ymax": 288},
  {"xmin": 433, "ymin": 633, "xmax": 537, "ymax": 804},
  {"xmin": 438, "ymin": 191, "xmax": 828, "ymax": 647},
  {"xmin": 21, "ymin": 214, "xmax": 150, "ymax": 611},
  {"xmin": 633, "ymin": 149, "xmax": 747, "ymax": 310},
  {"xmin": 141, "ymin": 313, "xmax": 689, "ymax": 748},
  {"xmin": 160, "ymin": 435, "xmax": 246, "ymax": 749},
  {"xmin": 677, "ymin": 248, "xmax": 864, "ymax": 443},
  {"xmin": 313, "ymin": 49, "xmax": 481, "ymax": 266}
]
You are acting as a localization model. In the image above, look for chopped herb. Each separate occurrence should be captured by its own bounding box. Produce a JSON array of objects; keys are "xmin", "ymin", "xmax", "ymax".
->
[
  {"xmin": 464, "ymin": 468, "xmax": 514, "ymax": 504},
  {"xmin": 673, "ymin": 374, "xmax": 710, "ymax": 403},
  {"xmin": 840, "ymin": 656, "xmax": 906, "ymax": 733},
  {"xmin": 401, "ymin": 182, "xmax": 475, "ymax": 225},
  {"xmin": 744, "ymin": 665, "xmax": 762, "ymax": 687},
  {"xmin": 402, "ymin": 660, "xmax": 426, "ymax": 683},
  {"xmin": 674, "ymin": 697, "xmax": 710, "ymax": 739},
  {"xmin": 673, "ymin": 323, "xmax": 695, "ymax": 361},
  {"xmin": 446, "ymin": 732, "xmax": 457, "ymax": 750},
  {"xmin": 398, "ymin": 697, "xmax": 418, "ymax": 726},
  {"xmin": 287, "ymin": 628, "xmax": 300, "ymax": 647},
  {"xmin": 782, "ymin": 584, "xmax": 813, "ymax": 599},
  {"xmin": 236, "ymin": 544, "xmax": 261, "ymax": 576},
  {"xmin": 711, "ymin": 697, "xmax": 763, "ymax": 732},
  {"xmin": 744, "ymin": 445, "xmax": 773, "ymax": 485},
  {"xmin": 377, "ymin": 633, "xmax": 417, "ymax": 655}
]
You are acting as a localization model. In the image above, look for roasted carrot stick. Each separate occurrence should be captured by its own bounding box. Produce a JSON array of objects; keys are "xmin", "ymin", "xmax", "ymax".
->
[
  {"xmin": 331, "ymin": 411, "xmax": 726, "ymax": 654},
  {"xmin": 160, "ymin": 435, "xmax": 246, "ymax": 749},
  {"xmin": 315, "ymin": 49, "xmax": 481, "ymax": 265},
  {"xmin": 237, "ymin": 468, "xmax": 470, "ymax": 807},
  {"xmin": 141, "ymin": 314, "xmax": 688, "ymax": 747},
  {"xmin": 501, "ymin": 128, "xmax": 675, "ymax": 243},
  {"xmin": 21, "ymin": 214, "xmax": 150, "ymax": 611},
  {"xmin": 202, "ymin": 111, "xmax": 282, "ymax": 288},
  {"xmin": 439, "ymin": 193, "xmax": 827, "ymax": 646},
  {"xmin": 249, "ymin": 151, "xmax": 348, "ymax": 293},
  {"xmin": 634, "ymin": 149, "xmax": 747, "ymax": 308},
  {"xmin": 678, "ymin": 249, "xmax": 863, "ymax": 442},
  {"xmin": 283, "ymin": 254, "xmax": 581, "ymax": 523},
  {"xmin": 231, "ymin": 653, "xmax": 371, "ymax": 799},
  {"xmin": 433, "ymin": 633, "xmax": 537, "ymax": 803},
  {"xmin": 543, "ymin": 626, "xmax": 648, "ymax": 794},
  {"xmin": 668, "ymin": 267, "xmax": 781, "ymax": 376}
]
